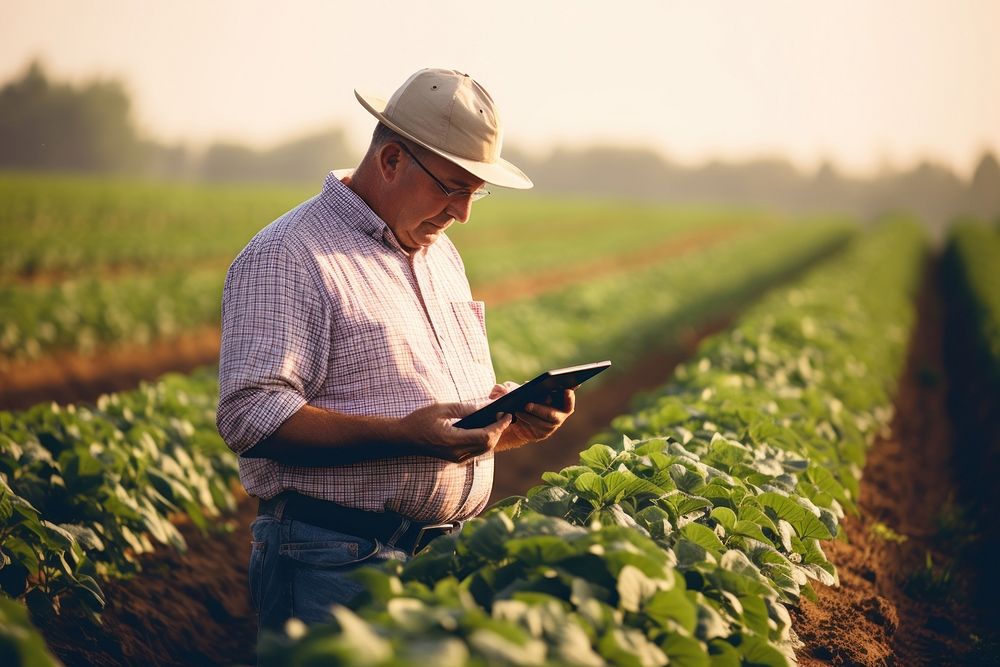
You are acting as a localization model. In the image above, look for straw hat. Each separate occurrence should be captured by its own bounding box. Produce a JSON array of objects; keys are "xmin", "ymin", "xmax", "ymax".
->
[{"xmin": 355, "ymin": 68, "xmax": 532, "ymax": 189}]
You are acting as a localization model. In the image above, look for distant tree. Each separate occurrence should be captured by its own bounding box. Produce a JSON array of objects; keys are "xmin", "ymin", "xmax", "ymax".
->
[
  {"xmin": 969, "ymin": 151, "xmax": 1000, "ymax": 219},
  {"xmin": 265, "ymin": 128, "xmax": 353, "ymax": 183},
  {"xmin": 0, "ymin": 60, "xmax": 142, "ymax": 172},
  {"xmin": 199, "ymin": 143, "xmax": 261, "ymax": 182},
  {"xmin": 199, "ymin": 128, "xmax": 354, "ymax": 183}
]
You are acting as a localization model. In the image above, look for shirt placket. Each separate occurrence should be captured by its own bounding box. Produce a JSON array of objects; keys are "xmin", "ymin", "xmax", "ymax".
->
[
  {"xmin": 407, "ymin": 251, "xmax": 463, "ymax": 397},
  {"xmin": 408, "ymin": 250, "xmax": 484, "ymax": 519}
]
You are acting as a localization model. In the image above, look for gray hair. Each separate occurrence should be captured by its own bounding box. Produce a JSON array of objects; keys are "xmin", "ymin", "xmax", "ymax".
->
[{"xmin": 370, "ymin": 122, "xmax": 404, "ymax": 150}]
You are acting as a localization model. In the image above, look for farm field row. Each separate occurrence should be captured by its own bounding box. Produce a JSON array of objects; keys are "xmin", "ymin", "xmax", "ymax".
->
[
  {"xmin": 0, "ymin": 219, "xmax": 855, "ymax": 665},
  {"xmin": 255, "ymin": 218, "xmax": 926, "ymax": 666},
  {"xmin": 943, "ymin": 221, "xmax": 1000, "ymax": 382},
  {"xmin": 2, "ymin": 172, "xmax": 795, "ymax": 366},
  {"xmin": 0, "ymin": 171, "xmax": 766, "ymax": 282}
]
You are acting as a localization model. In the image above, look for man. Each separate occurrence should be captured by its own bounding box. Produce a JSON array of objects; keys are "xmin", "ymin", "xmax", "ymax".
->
[{"xmin": 216, "ymin": 68, "xmax": 576, "ymax": 632}]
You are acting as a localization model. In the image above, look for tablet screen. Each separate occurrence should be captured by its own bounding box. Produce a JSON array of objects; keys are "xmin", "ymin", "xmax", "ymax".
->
[{"xmin": 453, "ymin": 360, "xmax": 611, "ymax": 429}]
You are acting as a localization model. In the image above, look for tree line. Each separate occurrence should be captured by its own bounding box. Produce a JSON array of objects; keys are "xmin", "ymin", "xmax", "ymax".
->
[{"xmin": 1, "ymin": 61, "xmax": 997, "ymax": 234}]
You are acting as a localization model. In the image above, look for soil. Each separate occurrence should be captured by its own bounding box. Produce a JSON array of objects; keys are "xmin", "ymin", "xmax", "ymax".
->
[
  {"xmin": 35, "ymin": 492, "xmax": 258, "ymax": 667},
  {"xmin": 793, "ymin": 259, "xmax": 1000, "ymax": 666}
]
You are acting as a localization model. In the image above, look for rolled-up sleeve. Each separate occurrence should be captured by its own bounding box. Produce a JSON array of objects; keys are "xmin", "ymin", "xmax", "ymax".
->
[{"xmin": 216, "ymin": 235, "xmax": 330, "ymax": 454}]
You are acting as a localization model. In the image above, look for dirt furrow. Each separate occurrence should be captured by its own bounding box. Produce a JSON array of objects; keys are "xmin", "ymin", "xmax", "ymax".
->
[{"xmin": 793, "ymin": 259, "xmax": 999, "ymax": 666}]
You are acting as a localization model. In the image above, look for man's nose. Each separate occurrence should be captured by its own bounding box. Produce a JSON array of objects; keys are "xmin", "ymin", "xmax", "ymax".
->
[{"xmin": 446, "ymin": 195, "xmax": 474, "ymax": 224}]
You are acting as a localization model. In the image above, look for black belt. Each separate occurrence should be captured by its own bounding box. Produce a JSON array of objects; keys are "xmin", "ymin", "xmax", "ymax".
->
[{"xmin": 257, "ymin": 491, "xmax": 459, "ymax": 556}]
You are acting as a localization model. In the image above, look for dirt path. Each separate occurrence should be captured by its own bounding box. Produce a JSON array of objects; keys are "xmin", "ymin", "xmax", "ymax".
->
[
  {"xmin": 793, "ymin": 260, "xmax": 999, "ymax": 666},
  {"xmin": 0, "ymin": 223, "xmax": 746, "ymax": 411}
]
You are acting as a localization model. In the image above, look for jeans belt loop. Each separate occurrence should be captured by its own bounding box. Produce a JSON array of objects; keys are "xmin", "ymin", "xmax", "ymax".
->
[
  {"xmin": 386, "ymin": 518, "xmax": 411, "ymax": 549},
  {"xmin": 272, "ymin": 496, "xmax": 289, "ymax": 522}
]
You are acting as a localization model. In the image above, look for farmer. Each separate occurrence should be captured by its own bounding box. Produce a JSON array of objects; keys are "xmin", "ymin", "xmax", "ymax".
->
[{"xmin": 216, "ymin": 68, "xmax": 576, "ymax": 632}]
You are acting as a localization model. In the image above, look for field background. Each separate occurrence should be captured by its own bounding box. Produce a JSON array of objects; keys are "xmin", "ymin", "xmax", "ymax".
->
[{"xmin": 2, "ymin": 4, "xmax": 999, "ymax": 664}]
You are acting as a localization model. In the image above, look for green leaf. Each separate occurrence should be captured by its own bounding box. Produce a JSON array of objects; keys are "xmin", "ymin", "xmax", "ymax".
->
[
  {"xmin": 602, "ymin": 470, "xmax": 664, "ymax": 504},
  {"xmin": 463, "ymin": 512, "xmax": 514, "ymax": 561},
  {"xmin": 580, "ymin": 444, "xmax": 618, "ymax": 471},
  {"xmin": 662, "ymin": 632, "xmax": 710, "ymax": 666},
  {"xmin": 669, "ymin": 464, "xmax": 706, "ymax": 494},
  {"xmin": 573, "ymin": 472, "xmax": 604, "ymax": 504},
  {"xmin": 710, "ymin": 507, "xmax": 737, "ymax": 531},
  {"xmin": 757, "ymin": 492, "xmax": 833, "ymax": 540},
  {"xmin": 645, "ymin": 586, "xmax": 697, "ymax": 633},
  {"xmin": 598, "ymin": 626, "xmax": 668, "ymax": 667},
  {"xmin": 617, "ymin": 564, "xmax": 662, "ymax": 613},
  {"xmin": 468, "ymin": 627, "xmax": 547, "ymax": 666},
  {"xmin": 735, "ymin": 633, "xmax": 794, "ymax": 666},
  {"xmin": 507, "ymin": 534, "xmax": 578, "ymax": 565},
  {"xmin": 680, "ymin": 523, "xmax": 725, "ymax": 557}
]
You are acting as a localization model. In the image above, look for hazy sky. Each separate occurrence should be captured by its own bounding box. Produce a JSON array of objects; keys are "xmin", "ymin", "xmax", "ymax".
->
[{"xmin": 4, "ymin": 0, "xmax": 999, "ymax": 178}]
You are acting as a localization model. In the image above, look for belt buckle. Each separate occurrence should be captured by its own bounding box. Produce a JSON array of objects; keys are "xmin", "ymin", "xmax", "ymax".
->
[{"xmin": 411, "ymin": 522, "xmax": 458, "ymax": 555}]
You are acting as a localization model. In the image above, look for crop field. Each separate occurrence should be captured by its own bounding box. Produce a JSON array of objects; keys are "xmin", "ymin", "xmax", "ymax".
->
[{"xmin": 1, "ymin": 172, "xmax": 998, "ymax": 666}]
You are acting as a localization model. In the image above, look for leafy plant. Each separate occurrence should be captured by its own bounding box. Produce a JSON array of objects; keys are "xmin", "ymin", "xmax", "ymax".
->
[{"xmin": 256, "ymin": 218, "xmax": 927, "ymax": 665}]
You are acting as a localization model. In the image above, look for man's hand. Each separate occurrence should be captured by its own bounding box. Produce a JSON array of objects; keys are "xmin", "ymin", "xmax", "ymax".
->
[
  {"xmin": 488, "ymin": 381, "xmax": 576, "ymax": 451},
  {"xmin": 399, "ymin": 402, "xmax": 512, "ymax": 463}
]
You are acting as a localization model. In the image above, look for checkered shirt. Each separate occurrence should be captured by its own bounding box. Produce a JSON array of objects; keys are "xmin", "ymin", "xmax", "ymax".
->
[{"xmin": 216, "ymin": 172, "xmax": 497, "ymax": 522}]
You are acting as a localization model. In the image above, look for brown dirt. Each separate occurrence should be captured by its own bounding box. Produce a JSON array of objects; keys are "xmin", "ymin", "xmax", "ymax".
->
[
  {"xmin": 0, "ymin": 325, "xmax": 223, "ymax": 411},
  {"xmin": 793, "ymin": 260, "xmax": 1000, "ymax": 667},
  {"xmin": 0, "ymin": 223, "xmax": 746, "ymax": 412},
  {"xmin": 36, "ymin": 488, "xmax": 258, "ymax": 667}
]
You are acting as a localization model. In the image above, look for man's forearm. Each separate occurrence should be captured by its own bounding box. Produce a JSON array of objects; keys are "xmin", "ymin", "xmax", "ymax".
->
[{"xmin": 243, "ymin": 404, "xmax": 414, "ymax": 466}]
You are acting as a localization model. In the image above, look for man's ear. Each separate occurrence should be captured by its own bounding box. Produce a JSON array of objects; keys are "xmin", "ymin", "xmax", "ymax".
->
[{"xmin": 377, "ymin": 142, "xmax": 404, "ymax": 183}]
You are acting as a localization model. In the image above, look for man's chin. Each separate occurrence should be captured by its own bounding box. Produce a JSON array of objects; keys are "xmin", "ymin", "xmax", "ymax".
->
[{"xmin": 416, "ymin": 226, "xmax": 447, "ymax": 245}]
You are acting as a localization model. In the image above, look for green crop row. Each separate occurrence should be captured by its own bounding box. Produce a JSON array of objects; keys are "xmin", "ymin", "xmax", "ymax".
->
[
  {"xmin": 255, "ymin": 218, "xmax": 926, "ymax": 666},
  {"xmin": 488, "ymin": 219, "xmax": 853, "ymax": 381},
  {"xmin": 0, "ymin": 369, "xmax": 235, "ymax": 628},
  {"xmin": 0, "ymin": 171, "xmax": 754, "ymax": 283},
  {"xmin": 2, "ymin": 172, "xmax": 770, "ymax": 365},
  {"xmin": 943, "ymin": 221, "xmax": 1000, "ymax": 380},
  {"xmin": 0, "ymin": 268, "xmax": 222, "ymax": 362},
  {"xmin": 0, "ymin": 172, "xmax": 310, "ymax": 279},
  {"xmin": 0, "ymin": 217, "xmax": 854, "ymax": 664},
  {"xmin": 0, "ymin": 213, "xmax": 824, "ymax": 367}
]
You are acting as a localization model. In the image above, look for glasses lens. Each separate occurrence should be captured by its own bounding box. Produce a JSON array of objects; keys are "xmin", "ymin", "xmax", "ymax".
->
[{"xmin": 470, "ymin": 187, "xmax": 490, "ymax": 202}]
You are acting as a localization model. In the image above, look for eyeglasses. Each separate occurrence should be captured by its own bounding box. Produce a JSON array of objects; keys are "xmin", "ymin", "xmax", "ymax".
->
[{"xmin": 397, "ymin": 142, "xmax": 490, "ymax": 202}]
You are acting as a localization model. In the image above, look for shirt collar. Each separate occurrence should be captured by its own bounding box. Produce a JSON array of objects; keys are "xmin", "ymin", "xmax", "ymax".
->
[{"xmin": 322, "ymin": 170, "xmax": 404, "ymax": 252}]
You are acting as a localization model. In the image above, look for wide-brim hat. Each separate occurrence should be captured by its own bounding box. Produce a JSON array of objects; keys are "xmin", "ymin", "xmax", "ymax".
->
[{"xmin": 355, "ymin": 68, "xmax": 532, "ymax": 189}]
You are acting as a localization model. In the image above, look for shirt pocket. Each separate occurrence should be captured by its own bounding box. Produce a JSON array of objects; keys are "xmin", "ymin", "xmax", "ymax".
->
[{"xmin": 449, "ymin": 300, "xmax": 495, "ymax": 388}]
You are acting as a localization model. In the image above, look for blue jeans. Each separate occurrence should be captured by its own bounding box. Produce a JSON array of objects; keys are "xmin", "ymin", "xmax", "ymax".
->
[{"xmin": 248, "ymin": 514, "xmax": 410, "ymax": 633}]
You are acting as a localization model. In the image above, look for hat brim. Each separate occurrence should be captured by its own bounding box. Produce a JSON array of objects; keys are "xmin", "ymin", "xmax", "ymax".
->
[{"xmin": 355, "ymin": 89, "xmax": 533, "ymax": 190}]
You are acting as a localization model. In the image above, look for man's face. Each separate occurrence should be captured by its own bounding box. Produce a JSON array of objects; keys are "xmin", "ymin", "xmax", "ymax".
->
[{"xmin": 387, "ymin": 143, "xmax": 486, "ymax": 253}]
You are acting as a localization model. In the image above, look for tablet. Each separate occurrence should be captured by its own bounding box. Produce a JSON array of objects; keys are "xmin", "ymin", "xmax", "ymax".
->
[{"xmin": 453, "ymin": 360, "xmax": 612, "ymax": 430}]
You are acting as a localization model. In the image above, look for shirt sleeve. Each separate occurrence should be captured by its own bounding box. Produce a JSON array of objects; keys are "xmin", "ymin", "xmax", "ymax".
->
[{"xmin": 216, "ymin": 234, "xmax": 330, "ymax": 454}]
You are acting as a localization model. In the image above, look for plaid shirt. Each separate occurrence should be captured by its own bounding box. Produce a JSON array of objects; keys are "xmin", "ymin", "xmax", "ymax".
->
[{"xmin": 217, "ymin": 172, "xmax": 497, "ymax": 522}]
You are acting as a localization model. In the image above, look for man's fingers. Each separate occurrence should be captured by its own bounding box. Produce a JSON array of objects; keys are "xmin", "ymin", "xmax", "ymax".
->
[{"xmin": 488, "ymin": 381, "xmax": 520, "ymax": 400}]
